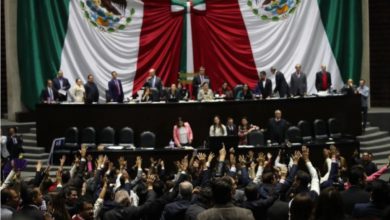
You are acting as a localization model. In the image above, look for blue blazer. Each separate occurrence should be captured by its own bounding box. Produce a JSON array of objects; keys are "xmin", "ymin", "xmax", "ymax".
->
[{"xmin": 108, "ymin": 79, "xmax": 124, "ymax": 103}]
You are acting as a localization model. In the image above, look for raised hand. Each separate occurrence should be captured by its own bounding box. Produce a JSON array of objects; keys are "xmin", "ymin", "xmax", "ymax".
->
[
  {"xmin": 197, "ymin": 153, "xmax": 207, "ymax": 161},
  {"xmin": 219, "ymin": 145, "xmax": 227, "ymax": 162},
  {"xmin": 207, "ymin": 152, "xmax": 215, "ymax": 163},
  {"xmin": 79, "ymin": 144, "xmax": 87, "ymax": 158},
  {"xmin": 36, "ymin": 160, "xmax": 42, "ymax": 172},
  {"xmin": 257, "ymin": 152, "xmax": 265, "ymax": 166},
  {"xmin": 60, "ymin": 155, "xmax": 67, "ymax": 166}
]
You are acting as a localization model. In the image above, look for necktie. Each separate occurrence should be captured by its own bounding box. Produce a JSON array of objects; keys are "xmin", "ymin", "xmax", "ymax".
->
[
  {"xmin": 59, "ymin": 79, "xmax": 63, "ymax": 89},
  {"xmin": 49, "ymin": 88, "xmax": 54, "ymax": 100},
  {"xmin": 13, "ymin": 137, "xmax": 17, "ymax": 144},
  {"xmin": 201, "ymin": 75, "xmax": 204, "ymax": 84},
  {"xmin": 115, "ymin": 80, "xmax": 120, "ymax": 93},
  {"xmin": 152, "ymin": 77, "xmax": 156, "ymax": 88}
]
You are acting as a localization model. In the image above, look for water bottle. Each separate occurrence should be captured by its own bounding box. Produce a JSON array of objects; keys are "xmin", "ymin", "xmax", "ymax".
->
[{"xmin": 169, "ymin": 139, "xmax": 174, "ymax": 148}]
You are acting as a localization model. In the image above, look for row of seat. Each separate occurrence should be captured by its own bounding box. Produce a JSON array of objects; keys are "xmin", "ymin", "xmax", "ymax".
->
[
  {"xmin": 57, "ymin": 118, "xmax": 343, "ymax": 152},
  {"xmin": 57, "ymin": 126, "xmax": 156, "ymax": 153},
  {"xmin": 246, "ymin": 118, "xmax": 344, "ymax": 147}
]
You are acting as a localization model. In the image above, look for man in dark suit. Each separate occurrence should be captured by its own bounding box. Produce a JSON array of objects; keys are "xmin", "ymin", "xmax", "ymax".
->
[
  {"xmin": 270, "ymin": 67, "xmax": 289, "ymax": 98},
  {"xmin": 145, "ymin": 68, "xmax": 163, "ymax": 94},
  {"xmin": 340, "ymin": 166, "xmax": 370, "ymax": 216},
  {"xmin": 315, "ymin": 65, "xmax": 332, "ymax": 92},
  {"xmin": 160, "ymin": 181, "xmax": 193, "ymax": 220},
  {"xmin": 14, "ymin": 187, "xmax": 44, "ymax": 220},
  {"xmin": 290, "ymin": 64, "xmax": 307, "ymax": 96},
  {"xmin": 226, "ymin": 117, "xmax": 237, "ymax": 136},
  {"xmin": 254, "ymin": 71, "xmax": 272, "ymax": 99},
  {"xmin": 108, "ymin": 71, "xmax": 124, "ymax": 103},
  {"xmin": 6, "ymin": 127, "xmax": 23, "ymax": 159},
  {"xmin": 52, "ymin": 70, "xmax": 71, "ymax": 101},
  {"xmin": 192, "ymin": 66, "xmax": 211, "ymax": 99},
  {"xmin": 197, "ymin": 176, "xmax": 255, "ymax": 220},
  {"xmin": 267, "ymin": 110, "xmax": 289, "ymax": 144},
  {"xmin": 84, "ymin": 74, "xmax": 99, "ymax": 104},
  {"xmin": 352, "ymin": 179, "xmax": 389, "ymax": 220},
  {"xmin": 40, "ymin": 79, "xmax": 59, "ymax": 103}
]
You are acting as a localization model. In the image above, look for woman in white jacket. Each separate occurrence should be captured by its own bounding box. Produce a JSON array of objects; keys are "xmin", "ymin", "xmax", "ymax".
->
[{"xmin": 70, "ymin": 78, "xmax": 85, "ymax": 103}]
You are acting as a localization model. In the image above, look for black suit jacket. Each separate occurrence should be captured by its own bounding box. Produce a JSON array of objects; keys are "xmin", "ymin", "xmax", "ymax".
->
[
  {"xmin": 108, "ymin": 79, "xmax": 124, "ymax": 103},
  {"xmin": 255, "ymin": 79, "xmax": 273, "ymax": 98},
  {"xmin": 268, "ymin": 118, "xmax": 289, "ymax": 144},
  {"xmin": 267, "ymin": 200, "xmax": 289, "ymax": 220},
  {"xmin": 341, "ymin": 186, "xmax": 370, "ymax": 216},
  {"xmin": 15, "ymin": 205, "xmax": 45, "ymax": 220},
  {"xmin": 6, "ymin": 135, "xmax": 24, "ymax": 159},
  {"xmin": 84, "ymin": 82, "xmax": 99, "ymax": 104},
  {"xmin": 315, "ymin": 71, "xmax": 332, "ymax": 91},
  {"xmin": 53, "ymin": 77, "xmax": 71, "ymax": 101},
  {"xmin": 192, "ymin": 75, "xmax": 211, "ymax": 98},
  {"xmin": 274, "ymin": 71, "xmax": 290, "ymax": 97},
  {"xmin": 40, "ymin": 87, "xmax": 59, "ymax": 102},
  {"xmin": 226, "ymin": 124, "xmax": 238, "ymax": 136},
  {"xmin": 161, "ymin": 199, "xmax": 191, "ymax": 220},
  {"xmin": 146, "ymin": 76, "xmax": 163, "ymax": 92}
]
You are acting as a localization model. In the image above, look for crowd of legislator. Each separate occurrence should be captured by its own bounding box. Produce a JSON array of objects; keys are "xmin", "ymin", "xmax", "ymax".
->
[{"xmin": 1, "ymin": 142, "xmax": 390, "ymax": 220}]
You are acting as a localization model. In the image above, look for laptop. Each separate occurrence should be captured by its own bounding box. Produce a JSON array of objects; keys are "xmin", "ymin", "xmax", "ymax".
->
[{"xmin": 208, "ymin": 136, "xmax": 239, "ymax": 152}]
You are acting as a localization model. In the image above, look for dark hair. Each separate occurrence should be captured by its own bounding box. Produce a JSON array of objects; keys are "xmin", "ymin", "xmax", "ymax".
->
[
  {"xmin": 176, "ymin": 117, "xmax": 184, "ymax": 127},
  {"xmin": 371, "ymin": 179, "xmax": 390, "ymax": 208},
  {"xmin": 75, "ymin": 78, "xmax": 81, "ymax": 83},
  {"xmin": 197, "ymin": 187, "xmax": 213, "ymax": 207},
  {"xmin": 212, "ymin": 115, "xmax": 225, "ymax": 135},
  {"xmin": 262, "ymin": 171, "xmax": 275, "ymax": 184},
  {"xmin": 290, "ymin": 192, "xmax": 314, "ymax": 220},
  {"xmin": 211, "ymin": 177, "xmax": 233, "ymax": 204},
  {"xmin": 153, "ymin": 180, "xmax": 165, "ymax": 197},
  {"xmin": 260, "ymin": 71, "xmax": 267, "ymax": 76},
  {"xmin": 50, "ymin": 193, "xmax": 71, "ymax": 220},
  {"xmin": 21, "ymin": 187, "xmax": 40, "ymax": 206},
  {"xmin": 312, "ymin": 187, "xmax": 344, "ymax": 220},
  {"xmin": 348, "ymin": 165, "xmax": 365, "ymax": 186},
  {"xmin": 245, "ymin": 183, "xmax": 259, "ymax": 201},
  {"xmin": 87, "ymin": 74, "xmax": 93, "ymax": 79},
  {"xmin": 74, "ymin": 197, "xmax": 93, "ymax": 214},
  {"xmin": 1, "ymin": 188, "xmax": 15, "ymax": 204},
  {"xmin": 296, "ymin": 170, "xmax": 311, "ymax": 188}
]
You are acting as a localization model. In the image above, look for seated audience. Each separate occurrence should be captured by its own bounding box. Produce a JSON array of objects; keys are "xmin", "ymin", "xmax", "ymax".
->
[
  {"xmin": 1, "ymin": 188, "xmax": 20, "ymax": 220},
  {"xmin": 72, "ymin": 197, "xmax": 94, "ymax": 220},
  {"xmin": 141, "ymin": 86, "xmax": 153, "ymax": 102},
  {"xmin": 209, "ymin": 115, "xmax": 227, "ymax": 137},
  {"xmin": 177, "ymin": 81, "xmax": 189, "ymax": 100},
  {"xmin": 254, "ymin": 71, "xmax": 272, "ymax": 99},
  {"xmin": 267, "ymin": 109, "xmax": 290, "ymax": 144},
  {"xmin": 312, "ymin": 187, "xmax": 345, "ymax": 220},
  {"xmin": 197, "ymin": 83, "xmax": 214, "ymax": 101},
  {"xmin": 161, "ymin": 181, "xmax": 193, "ymax": 220},
  {"xmin": 165, "ymin": 83, "xmax": 181, "ymax": 102},
  {"xmin": 69, "ymin": 78, "xmax": 85, "ymax": 103},
  {"xmin": 173, "ymin": 117, "xmax": 193, "ymax": 147},
  {"xmin": 185, "ymin": 187, "xmax": 213, "ymax": 220},
  {"xmin": 226, "ymin": 117, "xmax": 238, "ymax": 136},
  {"xmin": 218, "ymin": 82, "xmax": 234, "ymax": 100},
  {"xmin": 192, "ymin": 66, "xmax": 211, "ymax": 99},
  {"xmin": 238, "ymin": 117, "xmax": 259, "ymax": 145},
  {"xmin": 41, "ymin": 79, "xmax": 59, "ymax": 103},
  {"xmin": 235, "ymin": 84, "xmax": 253, "ymax": 101},
  {"xmin": 361, "ymin": 152, "xmax": 378, "ymax": 176}
]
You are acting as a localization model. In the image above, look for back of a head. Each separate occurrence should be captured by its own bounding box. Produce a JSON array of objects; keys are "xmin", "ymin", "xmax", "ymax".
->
[
  {"xmin": 197, "ymin": 187, "xmax": 213, "ymax": 207},
  {"xmin": 313, "ymin": 187, "xmax": 344, "ymax": 220},
  {"xmin": 296, "ymin": 170, "xmax": 311, "ymax": 188},
  {"xmin": 290, "ymin": 192, "xmax": 314, "ymax": 220},
  {"xmin": 115, "ymin": 190, "xmax": 130, "ymax": 206},
  {"xmin": 348, "ymin": 165, "xmax": 365, "ymax": 186},
  {"xmin": 179, "ymin": 181, "xmax": 193, "ymax": 201},
  {"xmin": 245, "ymin": 183, "xmax": 259, "ymax": 201},
  {"xmin": 212, "ymin": 177, "xmax": 233, "ymax": 205},
  {"xmin": 371, "ymin": 179, "xmax": 390, "ymax": 208}
]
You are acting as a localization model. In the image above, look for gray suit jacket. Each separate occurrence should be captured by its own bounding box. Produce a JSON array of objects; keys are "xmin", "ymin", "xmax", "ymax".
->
[
  {"xmin": 290, "ymin": 72, "xmax": 307, "ymax": 96},
  {"xmin": 197, "ymin": 203, "xmax": 255, "ymax": 220}
]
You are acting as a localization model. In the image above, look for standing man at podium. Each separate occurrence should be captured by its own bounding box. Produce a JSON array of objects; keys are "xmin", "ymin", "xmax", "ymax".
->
[
  {"xmin": 192, "ymin": 66, "xmax": 211, "ymax": 99},
  {"xmin": 108, "ymin": 71, "xmax": 124, "ymax": 103}
]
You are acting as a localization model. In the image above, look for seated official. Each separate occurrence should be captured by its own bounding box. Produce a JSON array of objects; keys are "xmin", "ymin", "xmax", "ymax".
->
[
  {"xmin": 226, "ymin": 117, "xmax": 238, "ymax": 136},
  {"xmin": 84, "ymin": 74, "xmax": 99, "ymax": 104},
  {"xmin": 267, "ymin": 110, "xmax": 289, "ymax": 144},
  {"xmin": 40, "ymin": 79, "xmax": 59, "ymax": 103},
  {"xmin": 209, "ymin": 115, "xmax": 227, "ymax": 137},
  {"xmin": 341, "ymin": 79, "xmax": 356, "ymax": 96},
  {"xmin": 238, "ymin": 117, "xmax": 259, "ymax": 145},
  {"xmin": 192, "ymin": 66, "xmax": 211, "ymax": 99},
  {"xmin": 173, "ymin": 117, "xmax": 193, "ymax": 147},
  {"xmin": 197, "ymin": 83, "xmax": 214, "ymax": 101},
  {"xmin": 254, "ymin": 71, "xmax": 272, "ymax": 99},
  {"xmin": 236, "ymin": 84, "xmax": 253, "ymax": 100},
  {"xmin": 69, "ymin": 78, "xmax": 85, "ymax": 103},
  {"xmin": 315, "ymin": 65, "xmax": 332, "ymax": 92},
  {"xmin": 141, "ymin": 87, "xmax": 153, "ymax": 102},
  {"xmin": 218, "ymin": 82, "xmax": 234, "ymax": 100},
  {"xmin": 177, "ymin": 82, "xmax": 189, "ymax": 100},
  {"xmin": 165, "ymin": 83, "xmax": 181, "ymax": 102}
]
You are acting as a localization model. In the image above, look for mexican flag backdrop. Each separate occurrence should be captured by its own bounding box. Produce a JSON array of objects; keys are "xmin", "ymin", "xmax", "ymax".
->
[{"xmin": 18, "ymin": 0, "xmax": 362, "ymax": 109}]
